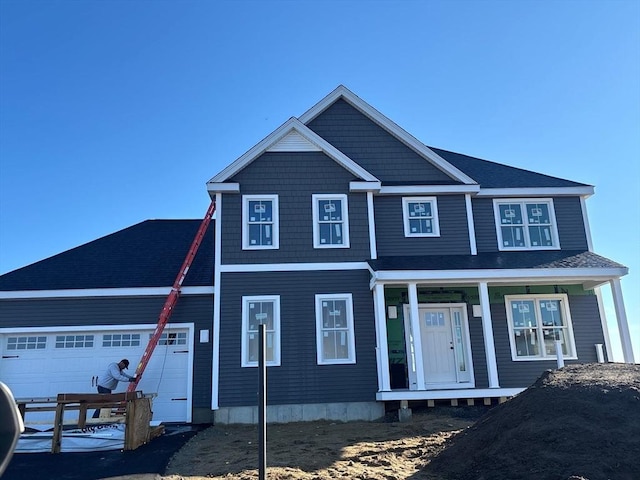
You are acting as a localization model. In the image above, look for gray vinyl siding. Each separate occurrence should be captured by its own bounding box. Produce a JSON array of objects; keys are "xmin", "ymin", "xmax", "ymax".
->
[
  {"xmin": 217, "ymin": 270, "xmax": 377, "ymax": 407},
  {"xmin": 473, "ymin": 196, "xmax": 589, "ymax": 253},
  {"xmin": 553, "ymin": 197, "xmax": 589, "ymax": 250},
  {"xmin": 492, "ymin": 294, "xmax": 604, "ymax": 388},
  {"xmin": 375, "ymin": 195, "xmax": 471, "ymax": 256},
  {"xmin": 222, "ymin": 151, "xmax": 371, "ymax": 264},
  {"xmin": 307, "ymin": 99, "xmax": 458, "ymax": 185},
  {"xmin": 466, "ymin": 304, "xmax": 489, "ymax": 388},
  {"xmin": 0, "ymin": 295, "xmax": 214, "ymax": 410}
]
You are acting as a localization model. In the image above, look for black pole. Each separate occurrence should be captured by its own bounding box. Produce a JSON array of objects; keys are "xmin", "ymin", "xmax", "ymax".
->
[{"xmin": 258, "ymin": 323, "xmax": 267, "ymax": 480}]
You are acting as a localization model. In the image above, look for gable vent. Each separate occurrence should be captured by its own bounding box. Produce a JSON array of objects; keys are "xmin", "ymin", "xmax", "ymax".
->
[{"xmin": 267, "ymin": 131, "xmax": 321, "ymax": 152}]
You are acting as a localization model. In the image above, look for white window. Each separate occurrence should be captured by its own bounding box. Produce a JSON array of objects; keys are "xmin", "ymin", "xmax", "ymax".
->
[
  {"xmin": 402, "ymin": 197, "xmax": 440, "ymax": 237},
  {"xmin": 243, "ymin": 195, "xmax": 279, "ymax": 250},
  {"xmin": 155, "ymin": 332, "xmax": 187, "ymax": 346},
  {"xmin": 55, "ymin": 335, "xmax": 94, "ymax": 349},
  {"xmin": 241, "ymin": 295, "xmax": 281, "ymax": 367},
  {"xmin": 6, "ymin": 336, "xmax": 47, "ymax": 350},
  {"xmin": 315, "ymin": 293, "xmax": 356, "ymax": 364},
  {"xmin": 312, "ymin": 194, "xmax": 349, "ymax": 248},
  {"xmin": 505, "ymin": 294, "xmax": 577, "ymax": 361},
  {"xmin": 494, "ymin": 199, "xmax": 559, "ymax": 250},
  {"xmin": 103, "ymin": 333, "xmax": 141, "ymax": 347}
]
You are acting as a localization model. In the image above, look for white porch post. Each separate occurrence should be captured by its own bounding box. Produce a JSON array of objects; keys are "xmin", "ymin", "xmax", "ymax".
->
[
  {"xmin": 373, "ymin": 284, "xmax": 391, "ymax": 391},
  {"xmin": 408, "ymin": 283, "xmax": 426, "ymax": 390},
  {"xmin": 610, "ymin": 278, "xmax": 635, "ymax": 363},
  {"xmin": 478, "ymin": 282, "xmax": 500, "ymax": 388}
]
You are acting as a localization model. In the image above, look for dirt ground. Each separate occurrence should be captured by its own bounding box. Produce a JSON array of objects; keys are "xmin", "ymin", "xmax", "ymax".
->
[{"xmin": 108, "ymin": 363, "xmax": 639, "ymax": 480}]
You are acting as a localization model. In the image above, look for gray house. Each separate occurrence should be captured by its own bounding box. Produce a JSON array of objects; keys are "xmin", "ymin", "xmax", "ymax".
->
[{"xmin": 0, "ymin": 86, "xmax": 634, "ymax": 425}]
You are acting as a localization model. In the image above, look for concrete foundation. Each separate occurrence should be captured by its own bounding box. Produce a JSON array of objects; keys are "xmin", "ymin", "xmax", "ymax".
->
[{"xmin": 213, "ymin": 401, "xmax": 385, "ymax": 425}]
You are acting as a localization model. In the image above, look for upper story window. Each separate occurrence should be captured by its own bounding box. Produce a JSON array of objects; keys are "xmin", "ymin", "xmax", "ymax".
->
[
  {"xmin": 505, "ymin": 294, "xmax": 577, "ymax": 361},
  {"xmin": 402, "ymin": 197, "xmax": 440, "ymax": 237},
  {"xmin": 315, "ymin": 293, "xmax": 356, "ymax": 365},
  {"xmin": 493, "ymin": 199, "xmax": 559, "ymax": 250},
  {"xmin": 243, "ymin": 195, "xmax": 279, "ymax": 250},
  {"xmin": 241, "ymin": 295, "xmax": 281, "ymax": 367},
  {"xmin": 312, "ymin": 194, "xmax": 350, "ymax": 248}
]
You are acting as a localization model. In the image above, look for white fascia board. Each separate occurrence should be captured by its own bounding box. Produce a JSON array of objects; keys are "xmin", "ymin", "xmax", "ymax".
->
[
  {"xmin": 477, "ymin": 186, "xmax": 595, "ymax": 197},
  {"xmin": 219, "ymin": 262, "xmax": 370, "ymax": 273},
  {"xmin": 376, "ymin": 387, "xmax": 525, "ymax": 401},
  {"xmin": 0, "ymin": 286, "xmax": 215, "ymax": 300},
  {"xmin": 371, "ymin": 267, "xmax": 628, "ymax": 284},
  {"xmin": 350, "ymin": 181, "xmax": 381, "ymax": 192},
  {"xmin": 378, "ymin": 185, "xmax": 480, "ymax": 195},
  {"xmin": 299, "ymin": 85, "xmax": 477, "ymax": 185},
  {"xmin": 207, "ymin": 182, "xmax": 240, "ymax": 194},
  {"xmin": 207, "ymin": 117, "xmax": 378, "ymax": 184}
]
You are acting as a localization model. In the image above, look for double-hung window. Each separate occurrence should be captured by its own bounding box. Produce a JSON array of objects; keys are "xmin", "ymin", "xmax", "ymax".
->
[
  {"xmin": 402, "ymin": 197, "xmax": 440, "ymax": 237},
  {"xmin": 312, "ymin": 194, "xmax": 349, "ymax": 248},
  {"xmin": 494, "ymin": 199, "xmax": 559, "ymax": 250},
  {"xmin": 315, "ymin": 293, "xmax": 356, "ymax": 364},
  {"xmin": 243, "ymin": 195, "xmax": 279, "ymax": 249},
  {"xmin": 241, "ymin": 295, "xmax": 281, "ymax": 367},
  {"xmin": 505, "ymin": 294, "xmax": 577, "ymax": 361}
]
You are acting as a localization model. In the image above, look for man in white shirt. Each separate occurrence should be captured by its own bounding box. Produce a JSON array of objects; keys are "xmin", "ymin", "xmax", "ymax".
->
[{"xmin": 92, "ymin": 359, "xmax": 137, "ymax": 418}]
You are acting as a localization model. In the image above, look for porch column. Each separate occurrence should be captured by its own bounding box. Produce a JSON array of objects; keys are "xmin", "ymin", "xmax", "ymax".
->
[
  {"xmin": 373, "ymin": 284, "xmax": 391, "ymax": 391},
  {"xmin": 478, "ymin": 282, "xmax": 500, "ymax": 388},
  {"xmin": 408, "ymin": 283, "xmax": 426, "ymax": 390},
  {"xmin": 610, "ymin": 278, "xmax": 635, "ymax": 363}
]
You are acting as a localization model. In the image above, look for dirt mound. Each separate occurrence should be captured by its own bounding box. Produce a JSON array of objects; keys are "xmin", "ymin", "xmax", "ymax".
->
[{"xmin": 427, "ymin": 363, "xmax": 640, "ymax": 480}]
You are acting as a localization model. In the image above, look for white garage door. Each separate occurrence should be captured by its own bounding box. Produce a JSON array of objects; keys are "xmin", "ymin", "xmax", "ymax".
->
[{"xmin": 0, "ymin": 323, "xmax": 193, "ymax": 425}]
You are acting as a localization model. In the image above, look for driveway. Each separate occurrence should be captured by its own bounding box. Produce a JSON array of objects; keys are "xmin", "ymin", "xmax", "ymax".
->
[{"xmin": 2, "ymin": 424, "xmax": 203, "ymax": 480}]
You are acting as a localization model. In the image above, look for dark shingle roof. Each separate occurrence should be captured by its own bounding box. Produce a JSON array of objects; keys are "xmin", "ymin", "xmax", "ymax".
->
[
  {"xmin": 0, "ymin": 220, "xmax": 214, "ymax": 291},
  {"xmin": 368, "ymin": 250, "xmax": 626, "ymax": 271},
  {"xmin": 429, "ymin": 147, "xmax": 590, "ymax": 189}
]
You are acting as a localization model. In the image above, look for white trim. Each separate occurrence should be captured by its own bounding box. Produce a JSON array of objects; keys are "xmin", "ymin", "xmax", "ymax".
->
[
  {"xmin": 298, "ymin": 86, "xmax": 477, "ymax": 185},
  {"xmin": 315, "ymin": 293, "xmax": 356, "ymax": 365},
  {"xmin": 241, "ymin": 295, "xmax": 281, "ymax": 367},
  {"xmin": 242, "ymin": 194, "xmax": 279, "ymax": 250},
  {"xmin": 504, "ymin": 294, "xmax": 578, "ymax": 361},
  {"xmin": 207, "ymin": 183, "xmax": 240, "ymax": 194},
  {"xmin": 312, "ymin": 194, "xmax": 350, "ymax": 249},
  {"xmin": 207, "ymin": 117, "xmax": 378, "ymax": 184},
  {"xmin": 594, "ymin": 286, "xmax": 613, "ymax": 362},
  {"xmin": 211, "ymin": 193, "xmax": 222, "ymax": 410},
  {"xmin": 371, "ymin": 267, "xmax": 629, "ymax": 284},
  {"xmin": 372, "ymin": 284, "xmax": 390, "ymax": 391},
  {"xmin": 376, "ymin": 387, "xmax": 525, "ymax": 401},
  {"xmin": 479, "ymin": 282, "xmax": 499, "ymax": 388},
  {"xmin": 407, "ymin": 284, "xmax": 425, "ymax": 390},
  {"xmin": 367, "ymin": 191, "xmax": 377, "ymax": 260},
  {"xmin": 465, "ymin": 194, "xmax": 477, "ymax": 255},
  {"xmin": 610, "ymin": 278, "xmax": 635, "ymax": 363},
  {"xmin": 402, "ymin": 196, "xmax": 440, "ymax": 238},
  {"xmin": 0, "ymin": 322, "xmax": 186, "ymax": 334},
  {"xmin": 478, "ymin": 186, "xmax": 594, "ymax": 197},
  {"xmin": 350, "ymin": 181, "xmax": 381, "ymax": 192},
  {"xmin": 378, "ymin": 185, "xmax": 480, "ymax": 195},
  {"xmin": 493, "ymin": 198, "xmax": 560, "ymax": 251},
  {"xmin": 219, "ymin": 262, "xmax": 370, "ymax": 273},
  {"xmin": 580, "ymin": 196, "xmax": 594, "ymax": 251},
  {"xmin": 0, "ymin": 286, "xmax": 214, "ymax": 300},
  {"xmin": 267, "ymin": 130, "xmax": 321, "ymax": 152}
]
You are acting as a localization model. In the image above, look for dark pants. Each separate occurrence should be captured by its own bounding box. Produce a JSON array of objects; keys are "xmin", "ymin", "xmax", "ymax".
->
[{"xmin": 92, "ymin": 385, "xmax": 112, "ymax": 418}]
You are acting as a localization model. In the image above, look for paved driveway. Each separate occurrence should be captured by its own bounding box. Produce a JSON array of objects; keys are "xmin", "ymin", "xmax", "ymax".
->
[{"xmin": 2, "ymin": 424, "xmax": 203, "ymax": 480}]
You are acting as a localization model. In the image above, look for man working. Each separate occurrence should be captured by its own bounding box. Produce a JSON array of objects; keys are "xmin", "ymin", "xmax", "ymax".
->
[{"xmin": 92, "ymin": 359, "xmax": 138, "ymax": 418}]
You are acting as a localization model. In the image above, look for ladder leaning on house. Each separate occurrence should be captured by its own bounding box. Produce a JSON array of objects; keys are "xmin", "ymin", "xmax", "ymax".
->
[{"xmin": 127, "ymin": 201, "xmax": 216, "ymax": 393}]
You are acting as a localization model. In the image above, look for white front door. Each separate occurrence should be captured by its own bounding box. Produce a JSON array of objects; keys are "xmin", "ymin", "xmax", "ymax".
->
[{"xmin": 403, "ymin": 303, "xmax": 474, "ymax": 389}]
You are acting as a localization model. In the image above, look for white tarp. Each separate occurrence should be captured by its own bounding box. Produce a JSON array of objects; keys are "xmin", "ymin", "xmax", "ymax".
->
[{"xmin": 15, "ymin": 423, "xmax": 125, "ymax": 453}]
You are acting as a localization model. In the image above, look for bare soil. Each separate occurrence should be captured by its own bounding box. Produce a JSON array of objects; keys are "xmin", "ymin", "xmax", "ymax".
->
[{"xmin": 112, "ymin": 363, "xmax": 640, "ymax": 480}]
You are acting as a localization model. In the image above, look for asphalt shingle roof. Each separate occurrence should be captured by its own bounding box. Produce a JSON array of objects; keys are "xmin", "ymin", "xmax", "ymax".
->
[
  {"xmin": 0, "ymin": 220, "xmax": 214, "ymax": 291},
  {"xmin": 368, "ymin": 250, "xmax": 626, "ymax": 271}
]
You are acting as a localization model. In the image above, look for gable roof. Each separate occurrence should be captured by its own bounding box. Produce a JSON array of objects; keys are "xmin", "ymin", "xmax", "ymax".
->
[
  {"xmin": 207, "ymin": 117, "xmax": 379, "ymax": 192},
  {"xmin": 0, "ymin": 220, "xmax": 214, "ymax": 292}
]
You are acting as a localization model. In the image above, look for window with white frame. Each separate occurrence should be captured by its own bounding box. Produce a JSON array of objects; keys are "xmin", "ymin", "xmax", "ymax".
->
[
  {"xmin": 243, "ymin": 195, "xmax": 279, "ymax": 249},
  {"xmin": 6, "ymin": 336, "xmax": 47, "ymax": 350},
  {"xmin": 241, "ymin": 296, "xmax": 281, "ymax": 367},
  {"xmin": 494, "ymin": 199, "xmax": 559, "ymax": 250},
  {"xmin": 402, "ymin": 197, "xmax": 440, "ymax": 237},
  {"xmin": 103, "ymin": 333, "xmax": 141, "ymax": 347},
  {"xmin": 312, "ymin": 194, "xmax": 349, "ymax": 248},
  {"xmin": 505, "ymin": 294, "xmax": 577, "ymax": 360},
  {"xmin": 55, "ymin": 335, "xmax": 94, "ymax": 349},
  {"xmin": 315, "ymin": 293, "xmax": 356, "ymax": 364}
]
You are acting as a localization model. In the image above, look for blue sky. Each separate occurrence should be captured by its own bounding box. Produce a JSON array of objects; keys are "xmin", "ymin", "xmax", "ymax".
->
[{"xmin": 0, "ymin": 0, "xmax": 638, "ymax": 361}]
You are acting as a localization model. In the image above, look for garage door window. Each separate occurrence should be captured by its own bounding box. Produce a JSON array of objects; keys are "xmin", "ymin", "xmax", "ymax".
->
[
  {"xmin": 155, "ymin": 332, "xmax": 187, "ymax": 345},
  {"xmin": 55, "ymin": 335, "xmax": 94, "ymax": 348},
  {"xmin": 7, "ymin": 336, "xmax": 47, "ymax": 350},
  {"xmin": 103, "ymin": 333, "xmax": 141, "ymax": 347}
]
